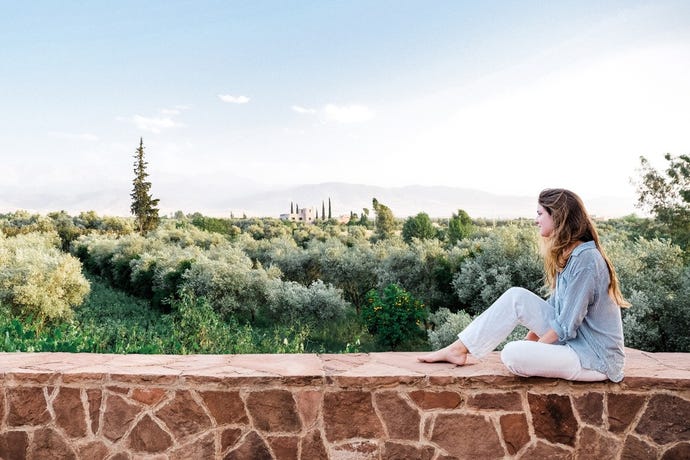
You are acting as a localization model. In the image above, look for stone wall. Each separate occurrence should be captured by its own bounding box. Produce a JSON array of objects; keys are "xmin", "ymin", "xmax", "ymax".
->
[{"xmin": 0, "ymin": 348, "xmax": 688, "ymax": 459}]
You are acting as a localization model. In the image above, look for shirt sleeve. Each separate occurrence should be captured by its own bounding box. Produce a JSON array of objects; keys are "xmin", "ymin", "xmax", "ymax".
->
[{"xmin": 549, "ymin": 266, "xmax": 597, "ymax": 342}]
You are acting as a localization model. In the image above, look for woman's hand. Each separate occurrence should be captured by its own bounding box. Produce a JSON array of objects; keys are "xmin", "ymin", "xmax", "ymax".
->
[
  {"xmin": 538, "ymin": 329, "xmax": 559, "ymax": 344},
  {"xmin": 524, "ymin": 331, "xmax": 540, "ymax": 341}
]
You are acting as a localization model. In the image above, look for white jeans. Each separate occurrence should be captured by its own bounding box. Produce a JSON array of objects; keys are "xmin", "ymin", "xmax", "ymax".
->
[{"xmin": 458, "ymin": 287, "xmax": 607, "ymax": 381}]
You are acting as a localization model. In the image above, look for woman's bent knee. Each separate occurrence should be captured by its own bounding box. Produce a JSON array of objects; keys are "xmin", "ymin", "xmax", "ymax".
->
[{"xmin": 500, "ymin": 341, "xmax": 525, "ymax": 375}]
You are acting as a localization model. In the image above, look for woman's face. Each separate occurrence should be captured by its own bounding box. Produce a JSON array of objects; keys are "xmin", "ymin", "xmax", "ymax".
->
[{"xmin": 536, "ymin": 204, "xmax": 554, "ymax": 237}]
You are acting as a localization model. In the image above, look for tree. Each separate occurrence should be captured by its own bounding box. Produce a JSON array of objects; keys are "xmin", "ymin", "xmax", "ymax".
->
[
  {"xmin": 328, "ymin": 198, "xmax": 332, "ymax": 219},
  {"xmin": 130, "ymin": 138, "xmax": 160, "ymax": 234},
  {"xmin": 447, "ymin": 209, "xmax": 473, "ymax": 245},
  {"xmin": 291, "ymin": 202, "xmax": 294, "ymax": 214},
  {"xmin": 322, "ymin": 201, "xmax": 326, "ymax": 220},
  {"xmin": 372, "ymin": 198, "xmax": 396, "ymax": 240},
  {"xmin": 635, "ymin": 154, "xmax": 690, "ymax": 251},
  {"xmin": 402, "ymin": 212, "xmax": 437, "ymax": 243}
]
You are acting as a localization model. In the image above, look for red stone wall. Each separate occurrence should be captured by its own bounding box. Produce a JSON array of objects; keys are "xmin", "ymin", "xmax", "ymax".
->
[{"xmin": 0, "ymin": 350, "xmax": 688, "ymax": 459}]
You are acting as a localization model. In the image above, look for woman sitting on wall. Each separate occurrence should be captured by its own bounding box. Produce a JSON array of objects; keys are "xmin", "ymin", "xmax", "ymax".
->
[{"xmin": 418, "ymin": 188, "xmax": 629, "ymax": 382}]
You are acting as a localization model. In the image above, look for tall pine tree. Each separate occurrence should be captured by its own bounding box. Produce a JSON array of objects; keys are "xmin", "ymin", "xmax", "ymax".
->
[{"xmin": 130, "ymin": 138, "xmax": 160, "ymax": 235}]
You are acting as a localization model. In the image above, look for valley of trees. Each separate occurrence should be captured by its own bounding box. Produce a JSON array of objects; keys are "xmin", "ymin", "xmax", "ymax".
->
[{"xmin": 0, "ymin": 150, "xmax": 688, "ymax": 355}]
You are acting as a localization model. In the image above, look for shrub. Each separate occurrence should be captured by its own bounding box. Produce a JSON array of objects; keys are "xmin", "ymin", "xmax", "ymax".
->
[
  {"xmin": 426, "ymin": 308, "xmax": 473, "ymax": 350},
  {"xmin": 452, "ymin": 225, "xmax": 543, "ymax": 314},
  {"xmin": 362, "ymin": 283, "xmax": 427, "ymax": 350},
  {"xmin": 262, "ymin": 279, "xmax": 350, "ymax": 326},
  {"xmin": 0, "ymin": 232, "xmax": 90, "ymax": 323},
  {"xmin": 605, "ymin": 234, "xmax": 690, "ymax": 351}
]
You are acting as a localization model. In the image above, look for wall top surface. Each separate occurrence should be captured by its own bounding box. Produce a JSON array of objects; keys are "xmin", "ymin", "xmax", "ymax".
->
[{"xmin": 0, "ymin": 348, "xmax": 687, "ymax": 390}]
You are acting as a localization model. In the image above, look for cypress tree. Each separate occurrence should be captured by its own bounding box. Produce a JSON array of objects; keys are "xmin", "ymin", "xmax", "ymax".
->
[
  {"xmin": 322, "ymin": 201, "xmax": 326, "ymax": 220},
  {"xmin": 291, "ymin": 201, "xmax": 294, "ymax": 213},
  {"xmin": 328, "ymin": 197, "xmax": 332, "ymax": 219},
  {"xmin": 130, "ymin": 138, "xmax": 160, "ymax": 235}
]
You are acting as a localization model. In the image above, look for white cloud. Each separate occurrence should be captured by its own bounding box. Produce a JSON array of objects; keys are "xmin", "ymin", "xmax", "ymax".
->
[
  {"xmin": 48, "ymin": 131, "xmax": 99, "ymax": 141},
  {"xmin": 219, "ymin": 94, "xmax": 250, "ymax": 104},
  {"xmin": 292, "ymin": 105, "xmax": 317, "ymax": 114},
  {"xmin": 323, "ymin": 104, "xmax": 374, "ymax": 123}
]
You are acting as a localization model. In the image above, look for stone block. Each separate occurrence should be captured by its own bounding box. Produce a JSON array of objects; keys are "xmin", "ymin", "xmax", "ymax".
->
[
  {"xmin": 518, "ymin": 441, "xmax": 572, "ymax": 459},
  {"xmin": 431, "ymin": 413, "xmax": 504, "ymax": 459},
  {"xmin": 382, "ymin": 441, "xmax": 435, "ymax": 460},
  {"xmin": 635, "ymin": 394, "xmax": 690, "ymax": 445},
  {"xmin": 156, "ymin": 390, "xmax": 212, "ymax": 441},
  {"xmin": 126, "ymin": 414, "xmax": 173, "ymax": 453},
  {"xmin": 661, "ymin": 443, "xmax": 690, "ymax": 460},
  {"xmin": 528, "ymin": 393, "xmax": 577, "ymax": 446},
  {"xmin": 102, "ymin": 393, "xmax": 141, "ymax": 442},
  {"xmin": 224, "ymin": 431, "xmax": 272, "ymax": 460},
  {"xmin": 86, "ymin": 389, "xmax": 102, "ymax": 436},
  {"xmin": 573, "ymin": 392, "xmax": 604, "ymax": 426},
  {"xmin": 0, "ymin": 430, "xmax": 28, "ymax": 460},
  {"xmin": 620, "ymin": 435, "xmax": 658, "ymax": 460},
  {"xmin": 329, "ymin": 440, "xmax": 379, "ymax": 459},
  {"xmin": 31, "ymin": 427, "xmax": 76, "ymax": 460},
  {"xmin": 375, "ymin": 391, "xmax": 420, "ymax": 440},
  {"xmin": 608, "ymin": 393, "xmax": 645, "ymax": 433},
  {"xmin": 500, "ymin": 413, "xmax": 530, "ymax": 455},
  {"xmin": 576, "ymin": 426, "xmax": 621, "ymax": 458},
  {"xmin": 323, "ymin": 391, "xmax": 384, "ymax": 442},
  {"xmin": 467, "ymin": 391, "xmax": 522, "ymax": 411},
  {"xmin": 170, "ymin": 432, "xmax": 215, "ymax": 460},
  {"xmin": 295, "ymin": 389, "xmax": 322, "ymax": 428},
  {"xmin": 246, "ymin": 389, "xmax": 302, "ymax": 433},
  {"xmin": 221, "ymin": 427, "xmax": 244, "ymax": 452},
  {"xmin": 300, "ymin": 429, "xmax": 327, "ymax": 460},
  {"xmin": 131, "ymin": 388, "xmax": 166, "ymax": 406},
  {"xmin": 409, "ymin": 390, "xmax": 463, "ymax": 410},
  {"xmin": 199, "ymin": 390, "xmax": 249, "ymax": 425},
  {"xmin": 7, "ymin": 387, "xmax": 50, "ymax": 426},
  {"xmin": 53, "ymin": 387, "xmax": 87, "ymax": 438},
  {"xmin": 267, "ymin": 435, "xmax": 299, "ymax": 460},
  {"xmin": 78, "ymin": 441, "xmax": 110, "ymax": 459}
]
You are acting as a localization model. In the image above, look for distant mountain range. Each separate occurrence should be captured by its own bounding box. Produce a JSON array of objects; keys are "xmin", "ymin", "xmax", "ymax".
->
[
  {"xmin": 224, "ymin": 183, "xmax": 637, "ymax": 219},
  {"xmin": 1, "ymin": 182, "xmax": 637, "ymax": 219}
]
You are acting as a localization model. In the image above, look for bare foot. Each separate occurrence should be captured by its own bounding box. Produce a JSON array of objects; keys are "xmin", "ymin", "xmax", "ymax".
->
[{"xmin": 417, "ymin": 340, "xmax": 468, "ymax": 366}]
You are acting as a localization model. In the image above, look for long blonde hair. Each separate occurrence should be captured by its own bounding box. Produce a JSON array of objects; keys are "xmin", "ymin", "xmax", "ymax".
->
[{"xmin": 538, "ymin": 188, "xmax": 629, "ymax": 308}]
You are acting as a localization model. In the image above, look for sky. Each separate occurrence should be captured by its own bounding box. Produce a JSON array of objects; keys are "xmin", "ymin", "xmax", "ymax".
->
[{"xmin": 1, "ymin": 0, "xmax": 689, "ymax": 217}]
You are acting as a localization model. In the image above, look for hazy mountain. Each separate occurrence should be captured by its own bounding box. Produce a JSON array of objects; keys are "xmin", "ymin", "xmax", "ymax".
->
[
  {"xmin": 224, "ymin": 183, "xmax": 637, "ymax": 219},
  {"xmin": 2, "ymin": 182, "xmax": 637, "ymax": 219}
]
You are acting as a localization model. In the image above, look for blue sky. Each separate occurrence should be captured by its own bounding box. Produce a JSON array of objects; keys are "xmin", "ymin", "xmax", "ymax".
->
[{"xmin": 1, "ymin": 1, "xmax": 689, "ymax": 216}]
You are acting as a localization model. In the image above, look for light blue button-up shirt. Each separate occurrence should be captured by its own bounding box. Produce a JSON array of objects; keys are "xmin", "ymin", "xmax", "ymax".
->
[{"xmin": 548, "ymin": 240, "xmax": 625, "ymax": 382}]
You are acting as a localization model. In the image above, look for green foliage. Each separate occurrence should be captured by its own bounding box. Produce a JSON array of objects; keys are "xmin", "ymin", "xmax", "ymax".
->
[
  {"xmin": 635, "ymin": 153, "xmax": 690, "ymax": 252},
  {"xmin": 402, "ymin": 212, "xmax": 437, "ymax": 243},
  {"xmin": 605, "ymin": 233, "xmax": 690, "ymax": 351},
  {"xmin": 4, "ymin": 205, "xmax": 689, "ymax": 354},
  {"xmin": 376, "ymin": 238, "xmax": 457, "ymax": 310},
  {"xmin": 447, "ymin": 209, "xmax": 473, "ymax": 245},
  {"xmin": 191, "ymin": 216, "xmax": 241, "ymax": 238},
  {"xmin": 452, "ymin": 225, "xmax": 543, "ymax": 315},
  {"xmin": 426, "ymin": 307, "xmax": 473, "ymax": 350},
  {"xmin": 0, "ymin": 232, "xmax": 90, "ymax": 324},
  {"xmin": 362, "ymin": 284, "xmax": 427, "ymax": 350},
  {"xmin": 372, "ymin": 198, "xmax": 396, "ymax": 240},
  {"xmin": 262, "ymin": 279, "xmax": 350, "ymax": 326},
  {"xmin": 130, "ymin": 138, "xmax": 160, "ymax": 234}
]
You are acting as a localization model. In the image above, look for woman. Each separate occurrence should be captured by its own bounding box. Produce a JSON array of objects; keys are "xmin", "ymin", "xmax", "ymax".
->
[{"xmin": 418, "ymin": 188, "xmax": 629, "ymax": 382}]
